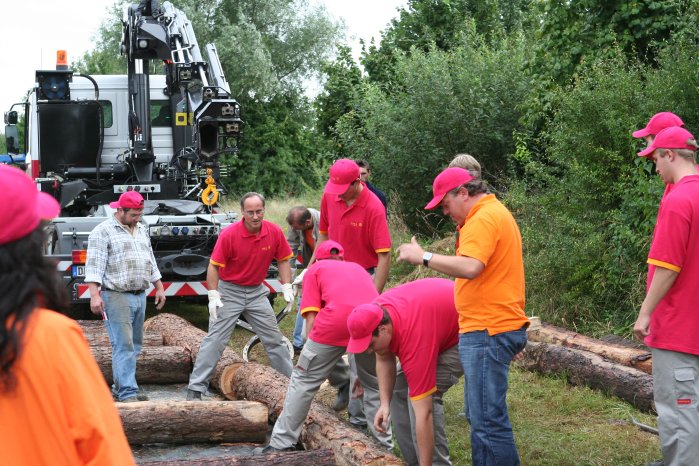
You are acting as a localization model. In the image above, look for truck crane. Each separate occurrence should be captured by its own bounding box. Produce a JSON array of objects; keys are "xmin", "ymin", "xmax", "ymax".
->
[{"xmin": 2, "ymin": 1, "xmax": 286, "ymax": 319}]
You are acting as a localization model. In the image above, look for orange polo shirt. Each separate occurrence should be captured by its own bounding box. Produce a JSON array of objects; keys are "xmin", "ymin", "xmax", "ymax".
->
[
  {"xmin": 319, "ymin": 184, "xmax": 391, "ymax": 269},
  {"xmin": 211, "ymin": 220, "xmax": 294, "ymax": 285},
  {"xmin": 455, "ymin": 194, "xmax": 527, "ymax": 335},
  {"xmin": 0, "ymin": 309, "xmax": 135, "ymax": 465}
]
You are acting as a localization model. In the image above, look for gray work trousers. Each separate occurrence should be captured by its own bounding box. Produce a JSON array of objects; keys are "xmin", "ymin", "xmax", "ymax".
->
[
  {"xmin": 391, "ymin": 345, "xmax": 463, "ymax": 466},
  {"xmin": 652, "ymin": 347, "xmax": 699, "ymax": 466},
  {"xmin": 188, "ymin": 281, "xmax": 293, "ymax": 393},
  {"xmin": 269, "ymin": 338, "xmax": 393, "ymax": 449}
]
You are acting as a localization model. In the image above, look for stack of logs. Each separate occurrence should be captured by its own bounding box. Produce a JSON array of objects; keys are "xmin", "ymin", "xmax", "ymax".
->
[
  {"xmin": 519, "ymin": 319, "xmax": 654, "ymax": 412},
  {"xmin": 80, "ymin": 315, "xmax": 404, "ymax": 466}
]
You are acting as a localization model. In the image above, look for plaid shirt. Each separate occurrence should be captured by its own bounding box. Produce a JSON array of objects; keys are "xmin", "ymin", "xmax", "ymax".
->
[{"xmin": 84, "ymin": 216, "xmax": 161, "ymax": 291}]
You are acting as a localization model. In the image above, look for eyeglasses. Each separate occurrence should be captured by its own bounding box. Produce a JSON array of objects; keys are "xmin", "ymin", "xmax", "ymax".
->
[{"xmin": 243, "ymin": 209, "xmax": 265, "ymax": 217}]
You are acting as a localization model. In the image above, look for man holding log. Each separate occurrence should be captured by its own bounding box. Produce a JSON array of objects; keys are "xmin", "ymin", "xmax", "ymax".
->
[
  {"xmin": 257, "ymin": 240, "xmax": 392, "ymax": 453},
  {"xmin": 633, "ymin": 127, "xmax": 699, "ymax": 466},
  {"xmin": 187, "ymin": 192, "xmax": 294, "ymax": 400},
  {"xmin": 395, "ymin": 167, "xmax": 529, "ymax": 466},
  {"xmin": 347, "ymin": 278, "xmax": 462, "ymax": 466}
]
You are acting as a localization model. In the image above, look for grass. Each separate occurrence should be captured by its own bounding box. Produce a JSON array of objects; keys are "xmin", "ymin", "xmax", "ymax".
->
[{"xmin": 148, "ymin": 192, "xmax": 661, "ymax": 465}]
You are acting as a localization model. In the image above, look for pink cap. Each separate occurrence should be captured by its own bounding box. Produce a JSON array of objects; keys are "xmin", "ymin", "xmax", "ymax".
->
[
  {"xmin": 0, "ymin": 164, "xmax": 60, "ymax": 245},
  {"xmin": 632, "ymin": 112, "xmax": 684, "ymax": 138},
  {"xmin": 638, "ymin": 126, "xmax": 697, "ymax": 158},
  {"xmin": 109, "ymin": 191, "xmax": 145, "ymax": 209},
  {"xmin": 346, "ymin": 303, "xmax": 383, "ymax": 353},
  {"xmin": 424, "ymin": 167, "xmax": 474, "ymax": 210},
  {"xmin": 324, "ymin": 159, "xmax": 360, "ymax": 195},
  {"xmin": 315, "ymin": 240, "xmax": 344, "ymax": 261}
]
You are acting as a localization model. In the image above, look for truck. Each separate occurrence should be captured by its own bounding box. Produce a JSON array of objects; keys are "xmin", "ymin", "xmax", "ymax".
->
[{"xmin": 3, "ymin": 0, "xmax": 287, "ymax": 322}]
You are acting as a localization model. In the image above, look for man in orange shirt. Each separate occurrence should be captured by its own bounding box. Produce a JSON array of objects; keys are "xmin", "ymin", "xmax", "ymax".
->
[
  {"xmin": 0, "ymin": 164, "xmax": 134, "ymax": 465},
  {"xmin": 397, "ymin": 167, "xmax": 529, "ymax": 466}
]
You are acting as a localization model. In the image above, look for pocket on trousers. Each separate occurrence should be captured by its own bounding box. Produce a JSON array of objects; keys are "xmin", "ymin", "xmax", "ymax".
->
[
  {"xmin": 296, "ymin": 349, "xmax": 316, "ymax": 373},
  {"xmin": 674, "ymin": 367, "xmax": 697, "ymax": 408}
]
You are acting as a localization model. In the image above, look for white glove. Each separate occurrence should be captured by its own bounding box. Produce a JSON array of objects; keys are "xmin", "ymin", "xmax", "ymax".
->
[
  {"xmin": 207, "ymin": 289, "xmax": 223, "ymax": 321},
  {"xmin": 292, "ymin": 269, "xmax": 306, "ymax": 286},
  {"xmin": 281, "ymin": 283, "xmax": 294, "ymax": 303}
]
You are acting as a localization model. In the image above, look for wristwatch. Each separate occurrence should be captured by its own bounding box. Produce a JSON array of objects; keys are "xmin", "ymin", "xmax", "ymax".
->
[{"xmin": 422, "ymin": 251, "xmax": 433, "ymax": 267}]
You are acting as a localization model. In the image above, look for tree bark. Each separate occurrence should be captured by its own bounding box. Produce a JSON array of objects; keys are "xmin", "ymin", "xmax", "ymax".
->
[
  {"xmin": 527, "ymin": 322, "xmax": 652, "ymax": 374},
  {"xmin": 138, "ymin": 449, "xmax": 337, "ymax": 465},
  {"xmin": 517, "ymin": 341, "xmax": 654, "ymax": 412},
  {"xmin": 118, "ymin": 400, "xmax": 267, "ymax": 444},
  {"xmin": 144, "ymin": 313, "xmax": 405, "ymax": 466},
  {"xmin": 91, "ymin": 346, "xmax": 191, "ymax": 384}
]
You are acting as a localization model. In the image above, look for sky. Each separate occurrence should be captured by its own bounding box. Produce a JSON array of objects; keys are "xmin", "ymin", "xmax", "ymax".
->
[{"xmin": 0, "ymin": 0, "xmax": 406, "ymax": 116}]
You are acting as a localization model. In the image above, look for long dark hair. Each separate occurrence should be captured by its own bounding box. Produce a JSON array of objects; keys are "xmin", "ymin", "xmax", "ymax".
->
[{"xmin": 0, "ymin": 226, "xmax": 70, "ymax": 392}]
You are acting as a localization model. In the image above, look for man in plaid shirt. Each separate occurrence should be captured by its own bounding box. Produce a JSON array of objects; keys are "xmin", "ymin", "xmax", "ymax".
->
[{"xmin": 85, "ymin": 191, "xmax": 166, "ymax": 402}]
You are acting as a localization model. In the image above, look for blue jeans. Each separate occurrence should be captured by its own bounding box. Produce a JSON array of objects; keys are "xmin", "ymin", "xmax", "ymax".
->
[
  {"xmin": 293, "ymin": 309, "xmax": 305, "ymax": 348},
  {"xmin": 102, "ymin": 290, "xmax": 146, "ymax": 401},
  {"xmin": 459, "ymin": 327, "xmax": 527, "ymax": 466}
]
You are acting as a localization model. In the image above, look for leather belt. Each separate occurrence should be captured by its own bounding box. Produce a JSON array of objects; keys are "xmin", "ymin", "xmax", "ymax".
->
[{"xmin": 103, "ymin": 288, "xmax": 144, "ymax": 295}]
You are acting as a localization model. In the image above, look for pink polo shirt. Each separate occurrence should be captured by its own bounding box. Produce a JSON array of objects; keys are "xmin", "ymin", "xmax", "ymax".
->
[
  {"xmin": 300, "ymin": 260, "xmax": 378, "ymax": 346},
  {"xmin": 319, "ymin": 183, "xmax": 391, "ymax": 269},
  {"xmin": 210, "ymin": 220, "xmax": 293, "ymax": 286},
  {"xmin": 377, "ymin": 278, "xmax": 459, "ymax": 400},
  {"xmin": 645, "ymin": 175, "xmax": 699, "ymax": 356}
]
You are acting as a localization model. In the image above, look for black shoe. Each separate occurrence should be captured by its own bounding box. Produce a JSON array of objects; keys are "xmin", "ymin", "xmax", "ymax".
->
[
  {"xmin": 136, "ymin": 391, "xmax": 149, "ymax": 401},
  {"xmin": 350, "ymin": 421, "xmax": 368, "ymax": 431},
  {"xmin": 186, "ymin": 389, "xmax": 202, "ymax": 401},
  {"xmin": 120, "ymin": 396, "xmax": 139, "ymax": 403},
  {"xmin": 331, "ymin": 382, "xmax": 350, "ymax": 411},
  {"xmin": 253, "ymin": 444, "xmax": 294, "ymax": 455},
  {"xmin": 293, "ymin": 345, "xmax": 303, "ymax": 356}
]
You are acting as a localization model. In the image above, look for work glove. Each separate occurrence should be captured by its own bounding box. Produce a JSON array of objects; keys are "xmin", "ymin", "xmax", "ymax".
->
[
  {"xmin": 207, "ymin": 289, "xmax": 223, "ymax": 321},
  {"xmin": 292, "ymin": 268, "xmax": 306, "ymax": 286},
  {"xmin": 281, "ymin": 283, "xmax": 294, "ymax": 303}
]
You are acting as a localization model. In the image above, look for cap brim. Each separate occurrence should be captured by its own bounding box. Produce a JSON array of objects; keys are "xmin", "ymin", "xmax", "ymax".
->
[
  {"xmin": 346, "ymin": 334, "xmax": 372, "ymax": 353},
  {"xmin": 632, "ymin": 128, "xmax": 650, "ymax": 138},
  {"xmin": 424, "ymin": 193, "xmax": 444, "ymax": 210},
  {"xmin": 324, "ymin": 180, "xmax": 351, "ymax": 195},
  {"xmin": 638, "ymin": 146, "xmax": 655, "ymax": 158},
  {"xmin": 37, "ymin": 192, "xmax": 60, "ymax": 220}
]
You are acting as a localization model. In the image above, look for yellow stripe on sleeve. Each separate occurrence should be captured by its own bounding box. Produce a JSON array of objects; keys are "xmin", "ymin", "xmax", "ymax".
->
[
  {"xmin": 647, "ymin": 258, "xmax": 681, "ymax": 273},
  {"xmin": 409, "ymin": 386, "xmax": 437, "ymax": 401}
]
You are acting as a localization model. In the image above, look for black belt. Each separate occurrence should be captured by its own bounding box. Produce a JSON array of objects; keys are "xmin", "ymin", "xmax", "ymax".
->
[{"xmin": 103, "ymin": 288, "xmax": 144, "ymax": 295}]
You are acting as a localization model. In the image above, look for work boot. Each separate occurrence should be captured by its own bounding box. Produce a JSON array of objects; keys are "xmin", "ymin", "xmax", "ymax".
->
[
  {"xmin": 120, "ymin": 396, "xmax": 139, "ymax": 403},
  {"xmin": 186, "ymin": 389, "xmax": 202, "ymax": 401},
  {"xmin": 252, "ymin": 444, "xmax": 294, "ymax": 455},
  {"xmin": 136, "ymin": 390, "xmax": 149, "ymax": 401},
  {"xmin": 331, "ymin": 382, "xmax": 350, "ymax": 412}
]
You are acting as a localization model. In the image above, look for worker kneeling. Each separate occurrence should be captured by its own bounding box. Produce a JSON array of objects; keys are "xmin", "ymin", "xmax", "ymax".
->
[
  {"xmin": 256, "ymin": 240, "xmax": 392, "ymax": 454},
  {"xmin": 347, "ymin": 278, "xmax": 462, "ymax": 466}
]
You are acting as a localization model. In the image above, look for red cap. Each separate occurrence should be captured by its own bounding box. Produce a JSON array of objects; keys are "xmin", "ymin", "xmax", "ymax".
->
[
  {"xmin": 324, "ymin": 159, "xmax": 360, "ymax": 195},
  {"xmin": 109, "ymin": 191, "xmax": 145, "ymax": 209},
  {"xmin": 632, "ymin": 112, "xmax": 684, "ymax": 138},
  {"xmin": 346, "ymin": 303, "xmax": 383, "ymax": 353},
  {"xmin": 424, "ymin": 167, "xmax": 474, "ymax": 210},
  {"xmin": 638, "ymin": 126, "xmax": 697, "ymax": 158},
  {"xmin": 0, "ymin": 164, "xmax": 60, "ymax": 245},
  {"xmin": 315, "ymin": 240, "xmax": 344, "ymax": 261}
]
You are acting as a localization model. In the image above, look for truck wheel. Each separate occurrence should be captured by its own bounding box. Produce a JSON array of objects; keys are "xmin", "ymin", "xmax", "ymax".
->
[{"xmin": 242, "ymin": 335, "xmax": 293, "ymax": 364}]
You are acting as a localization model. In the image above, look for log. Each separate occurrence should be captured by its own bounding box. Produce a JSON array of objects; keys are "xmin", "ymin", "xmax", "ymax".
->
[
  {"xmin": 92, "ymin": 346, "xmax": 191, "ymax": 384},
  {"xmin": 78, "ymin": 320, "xmax": 164, "ymax": 347},
  {"xmin": 145, "ymin": 314, "xmax": 404, "ymax": 466},
  {"xmin": 527, "ymin": 322, "xmax": 652, "ymax": 374},
  {"xmin": 138, "ymin": 449, "xmax": 337, "ymax": 465},
  {"xmin": 118, "ymin": 400, "xmax": 267, "ymax": 444},
  {"xmin": 516, "ymin": 341, "xmax": 654, "ymax": 412}
]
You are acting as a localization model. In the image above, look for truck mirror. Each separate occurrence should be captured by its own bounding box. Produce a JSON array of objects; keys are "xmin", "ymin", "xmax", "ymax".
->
[
  {"xmin": 4, "ymin": 111, "xmax": 18, "ymax": 125},
  {"xmin": 5, "ymin": 125, "xmax": 19, "ymax": 154}
]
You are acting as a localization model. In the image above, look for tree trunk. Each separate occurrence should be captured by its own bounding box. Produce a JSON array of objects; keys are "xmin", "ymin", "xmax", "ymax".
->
[
  {"xmin": 91, "ymin": 346, "xmax": 191, "ymax": 384},
  {"xmin": 517, "ymin": 341, "xmax": 654, "ymax": 412},
  {"xmin": 78, "ymin": 320, "xmax": 164, "ymax": 347},
  {"xmin": 144, "ymin": 314, "xmax": 405, "ymax": 466},
  {"xmin": 527, "ymin": 322, "xmax": 652, "ymax": 374},
  {"xmin": 138, "ymin": 449, "xmax": 337, "ymax": 466},
  {"xmin": 118, "ymin": 400, "xmax": 267, "ymax": 444}
]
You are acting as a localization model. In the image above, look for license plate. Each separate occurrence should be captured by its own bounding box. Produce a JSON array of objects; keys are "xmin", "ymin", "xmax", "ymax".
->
[{"xmin": 71, "ymin": 265, "xmax": 85, "ymax": 278}]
